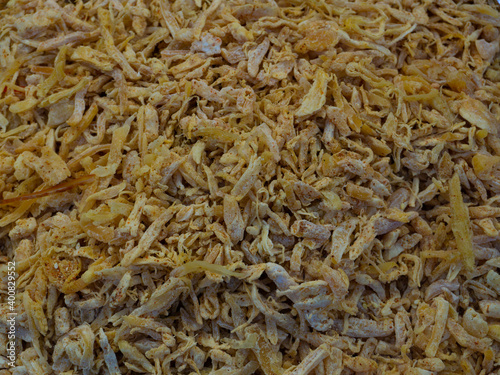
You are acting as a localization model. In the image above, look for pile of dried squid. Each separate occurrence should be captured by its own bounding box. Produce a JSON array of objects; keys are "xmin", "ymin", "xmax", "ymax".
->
[{"xmin": 1, "ymin": 0, "xmax": 500, "ymax": 374}]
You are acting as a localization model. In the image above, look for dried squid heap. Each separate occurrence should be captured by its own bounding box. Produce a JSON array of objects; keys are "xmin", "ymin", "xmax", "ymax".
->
[{"xmin": 0, "ymin": 0, "xmax": 500, "ymax": 374}]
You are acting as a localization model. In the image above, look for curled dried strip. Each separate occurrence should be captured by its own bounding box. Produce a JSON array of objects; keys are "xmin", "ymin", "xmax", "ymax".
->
[{"xmin": 0, "ymin": 175, "xmax": 95, "ymax": 206}]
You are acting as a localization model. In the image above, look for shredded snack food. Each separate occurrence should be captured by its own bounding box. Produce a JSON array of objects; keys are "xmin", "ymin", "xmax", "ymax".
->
[{"xmin": 1, "ymin": 0, "xmax": 500, "ymax": 373}]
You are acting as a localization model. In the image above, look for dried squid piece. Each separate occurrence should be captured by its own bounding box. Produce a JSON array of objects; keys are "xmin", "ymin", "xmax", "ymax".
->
[
  {"xmin": 131, "ymin": 277, "xmax": 187, "ymax": 317},
  {"xmin": 425, "ymin": 297, "xmax": 449, "ymax": 358},
  {"xmin": 192, "ymin": 79, "xmax": 225, "ymax": 103},
  {"xmin": 295, "ymin": 21, "xmax": 340, "ymax": 54},
  {"xmin": 37, "ymin": 29, "xmax": 100, "ymax": 52},
  {"xmin": 52, "ymin": 324, "xmax": 95, "ymax": 372},
  {"xmin": 224, "ymin": 194, "xmax": 245, "ymax": 243},
  {"xmin": 449, "ymin": 173, "xmax": 475, "ymax": 275},
  {"xmin": 256, "ymin": 123, "xmax": 280, "ymax": 162},
  {"xmin": 459, "ymin": 97, "xmax": 499, "ymax": 135},
  {"xmin": 291, "ymin": 219, "xmax": 330, "ymax": 244},
  {"xmin": 70, "ymin": 46, "xmax": 115, "ymax": 72},
  {"xmin": 447, "ymin": 318, "xmax": 492, "ymax": 352},
  {"xmin": 16, "ymin": 146, "xmax": 70, "ymax": 186},
  {"xmin": 265, "ymin": 263, "xmax": 298, "ymax": 290},
  {"xmin": 329, "ymin": 217, "xmax": 358, "ymax": 264},
  {"xmin": 175, "ymin": 0, "xmax": 222, "ymax": 41},
  {"xmin": 14, "ymin": 8, "xmax": 59, "ymax": 38},
  {"xmin": 472, "ymin": 153, "xmax": 500, "ymax": 180},
  {"xmin": 4, "ymin": 0, "xmax": 500, "ymax": 371},
  {"xmin": 44, "ymin": 253, "xmax": 82, "ymax": 293},
  {"xmin": 463, "ymin": 308, "xmax": 489, "ymax": 338},
  {"xmin": 118, "ymin": 341, "xmax": 155, "ymax": 373},
  {"xmin": 9, "ymin": 217, "xmax": 36, "ymax": 239},
  {"xmin": 137, "ymin": 103, "xmax": 159, "ymax": 152},
  {"xmin": 121, "ymin": 206, "xmax": 176, "ymax": 266},
  {"xmin": 172, "ymin": 260, "xmax": 244, "ymax": 278},
  {"xmin": 54, "ymin": 307, "xmax": 71, "ymax": 337},
  {"xmin": 98, "ymin": 329, "xmax": 121, "ymax": 375},
  {"xmin": 415, "ymin": 358, "xmax": 445, "ymax": 373},
  {"xmin": 231, "ymin": 156, "xmax": 262, "ymax": 201},
  {"xmin": 486, "ymin": 270, "xmax": 500, "ymax": 294},
  {"xmin": 227, "ymin": 22, "xmax": 254, "ymax": 43},
  {"xmin": 109, "ymin": 271, "xmax": 132, "ymax": 308},
  {"xmin": 333, "ymin": 318, "xmax": 394, "ymax": 338},
  {"xmin": 285, "ymin": 344, "xmax": 330, "ymax": 375},
  {"xmin": 23, "ymin": 292, "xmax": 48, "ymax": 336},
  {"xmin": 247, "ymin": 38, "xmax": 270, "ymax": 78},
  {"xmin": 245, "ymin": 326, "xmax": 284, "ymax": 375},
  {"xmin": 97, "ymin": 8, "xmax": 140, "ymax": 80},
  {"xmin": 47, "ymin": 100, "xmax": 75, "ymax": 127},
  {"xmin": 39, "ymin": 77, "xmax": 92, "ymax": 108},
  {"xmin": 295, "ymin": 69, "xmax": 331, "ymax": 118},
  {"xmin": 121, "ymin": 192, "xmax": 147, "ymax": 237},
  {"xmin": 307, "ymin": 260, "xmax": 349, "ymax": 299},
  {"xmin": 293, "ymin": 181, "xmax": 322, "ymax": 206},
  {"xmin": 191, "ymin": 32, "xmax": 222, "ymax": 56},
  {"xmin": 349, "ymin": 215, "xmax": 379, "ymax": 260},
  {"xmin": 479, "ymin": 300, "xmax": 500, "ymax": 318},
  {"xmin": 344, "ymin": 355, "xmax": 378, "ymax": 372},
  {"xmin": 475, "ymin": 39, "xmax": 499, "ymax": 60},
  {"xmin": 19, "ymin": 347, "xmax": 51, "ymax": 374},
  {"xmin": 489, "ymin": 325, "xmax": 500, "ymax": 342}
]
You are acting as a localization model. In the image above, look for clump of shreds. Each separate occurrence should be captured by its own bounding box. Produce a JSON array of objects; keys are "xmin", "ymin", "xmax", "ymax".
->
[{"xmin": 1, "ymin": 0, "xmax": 500, "ymax": 373}]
